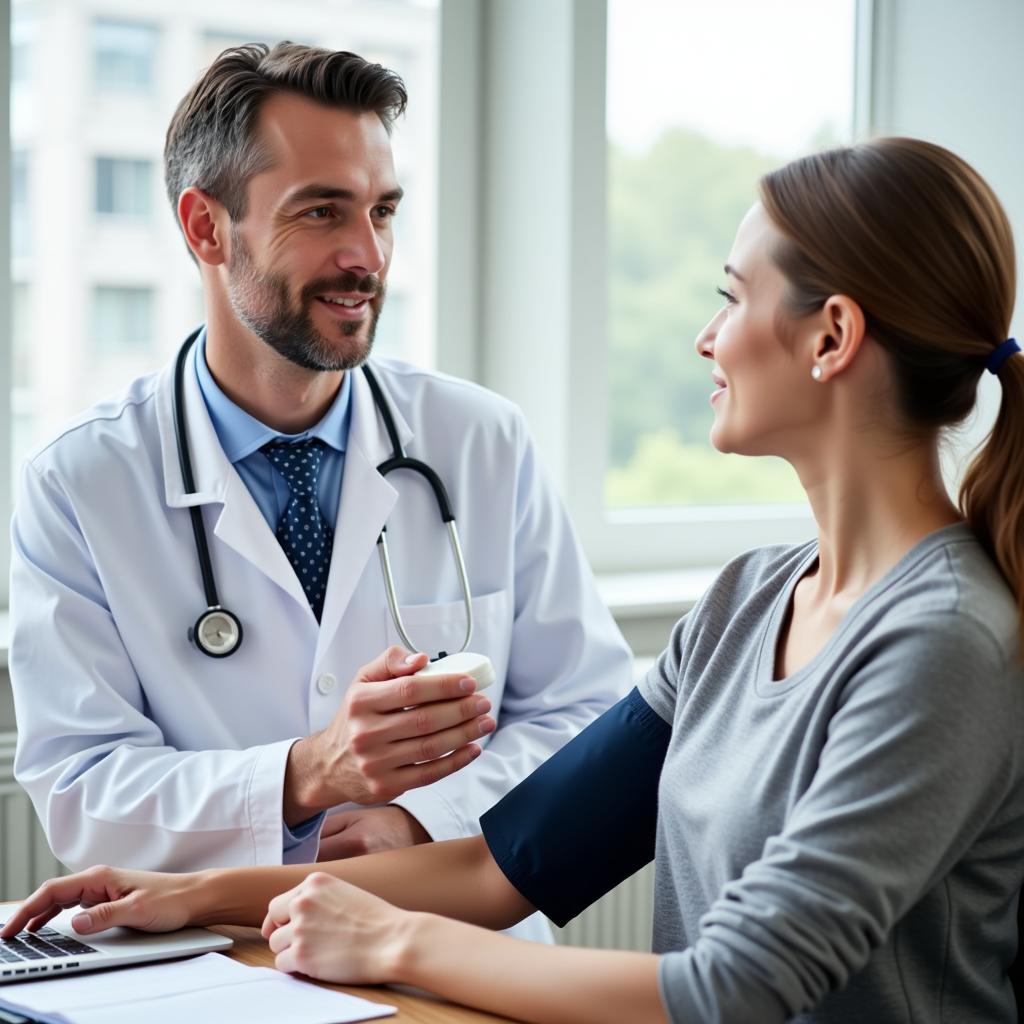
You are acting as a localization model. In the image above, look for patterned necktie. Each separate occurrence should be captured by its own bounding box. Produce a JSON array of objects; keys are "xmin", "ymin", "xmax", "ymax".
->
[{"xmin": 262, "ymin": 439, "xmax": 334, "ymax": 621}]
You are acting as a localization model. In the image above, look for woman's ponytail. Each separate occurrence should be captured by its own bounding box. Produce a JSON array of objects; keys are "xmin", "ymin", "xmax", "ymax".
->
[{"xmin": 961, "ymin": 349, "xmax": 1024, "ymax": 647}]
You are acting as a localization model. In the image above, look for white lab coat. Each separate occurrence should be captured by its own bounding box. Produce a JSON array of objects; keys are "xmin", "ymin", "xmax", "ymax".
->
[{"xmin": 10, "ymin": 353, "xmax": 632, "ymax": 941}]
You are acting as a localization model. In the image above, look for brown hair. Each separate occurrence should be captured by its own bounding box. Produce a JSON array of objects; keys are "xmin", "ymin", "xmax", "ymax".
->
[
  {"xmin": 164, "ymin": 42, "xmax": 407, "ymax": 226},
  {"xmin": 759, "ymin": 137, "xmax": 1023, "ymax": 641}
]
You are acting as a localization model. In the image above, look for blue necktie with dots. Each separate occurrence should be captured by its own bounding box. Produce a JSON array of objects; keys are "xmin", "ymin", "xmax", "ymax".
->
[{"xmin": 262, "ymin": 439, "xmax": 334, "ymax": 621}]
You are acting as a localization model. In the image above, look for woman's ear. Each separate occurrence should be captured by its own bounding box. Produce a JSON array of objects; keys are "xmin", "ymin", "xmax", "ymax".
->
[
  {"xmin": 809, "ymin": 295, "xmax": 867, "ymax": 381},
  {"xmin": 177, "ymin": 188, "xmax": 229, "ymax": 267}
]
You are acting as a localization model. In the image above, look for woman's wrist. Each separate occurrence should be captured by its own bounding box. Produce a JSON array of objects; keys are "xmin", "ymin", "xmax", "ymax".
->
[
  {"xmin": 185, "ymin": 868, "xmax": 231, "ymax": 927},
  {"xmin": 388, "ymin": 910, "xmax": 441, "ymax": 986}
]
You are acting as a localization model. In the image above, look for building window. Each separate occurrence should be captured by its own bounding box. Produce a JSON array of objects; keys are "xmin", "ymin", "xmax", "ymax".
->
[
  {"xmin": 12, "ymin": 284, "xmax": 31, "ymax": 391},
  {"xmin": 10, "ymin": 2, "xmax": 438, "ymax": 476},
  {"xmin": 95, "ymin": 158, "xmax": 153, "ymax": 218},
  {"xmin": 92, "ymin": 287, "xmax": 154, "ymax": 353},
  {"xmin": 605, "ymin": 0, "xmax": 855, "ymax": 511},
  {"xmin": 12, "ymin": 152, "xmax": 30, "ymax": 258},
  {"xmin": 11, "ymin": 11, "xmax": 37, "ymax": 86},
  {"xmin": 92, "ymin": 19, "xmax": 159, "ymax": 92}
]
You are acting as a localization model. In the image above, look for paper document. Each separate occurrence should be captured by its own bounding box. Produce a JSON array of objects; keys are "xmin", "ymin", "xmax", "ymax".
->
[{"xmin": 0, "ymin": 951, "xmax": 396, "ymax": 1024}]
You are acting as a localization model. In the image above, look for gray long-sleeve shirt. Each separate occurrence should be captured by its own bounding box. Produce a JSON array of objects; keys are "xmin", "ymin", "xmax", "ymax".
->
[{"xmin": 639, "ymin": 524, "xmax": 1024, "ymax": 1022}]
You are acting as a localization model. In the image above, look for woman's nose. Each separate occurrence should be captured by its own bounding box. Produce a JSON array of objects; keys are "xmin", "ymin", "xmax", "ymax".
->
[{"xmin": 695, "ymin": 318, "xmax": 717, "ymax": 359}]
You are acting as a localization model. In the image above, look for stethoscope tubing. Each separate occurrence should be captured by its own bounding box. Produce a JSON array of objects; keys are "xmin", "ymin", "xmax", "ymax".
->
[
  {"xmin": 173, "ymin": 333, "xmax": 474, "ymax": 660},
  {"xmin": 174, "ymin": 328, "xmax": 221, "ymax": 611}
]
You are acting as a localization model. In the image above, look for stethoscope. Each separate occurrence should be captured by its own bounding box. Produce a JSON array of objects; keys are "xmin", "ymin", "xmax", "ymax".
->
[{"xmin": 173, "ymin": 328, "xmax": 475, "ymax": 661}]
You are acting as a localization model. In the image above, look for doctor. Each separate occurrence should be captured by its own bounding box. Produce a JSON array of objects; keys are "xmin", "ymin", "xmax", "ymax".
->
[{"xmin": 8, "ymin": 41, "xmax": 630, "ymax": 943}]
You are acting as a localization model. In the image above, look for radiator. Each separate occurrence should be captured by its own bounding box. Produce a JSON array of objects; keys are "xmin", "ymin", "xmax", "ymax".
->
[
  {"xmin": 0, "ymin": 730, "xmax": 63, "ymax": 902},
  {"xmin": 552, "ymin": 862, "xmax": 654, "ymax": 951},
  {"xmin": 0, "ymin": 731, "xmax": 654, "ymax": 950}
]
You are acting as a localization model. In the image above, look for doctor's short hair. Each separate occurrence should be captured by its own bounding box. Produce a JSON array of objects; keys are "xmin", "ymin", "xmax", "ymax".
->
[{"xmin": 164, "ymin": 41, "xmax": 407, "ymax": 228}]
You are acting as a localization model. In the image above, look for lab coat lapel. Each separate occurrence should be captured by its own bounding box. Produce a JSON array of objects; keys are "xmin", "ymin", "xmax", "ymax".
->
[
  {"xmin": 214, "ymin": 473, "xmax": 311, "ymax": 609},
  {"xmin": 312, "ymin": 366, "xmax": 409, "ymax": 672},
  {"xmin": 155, "ymin": 349, "xmax": 312, "ymax": 611}
]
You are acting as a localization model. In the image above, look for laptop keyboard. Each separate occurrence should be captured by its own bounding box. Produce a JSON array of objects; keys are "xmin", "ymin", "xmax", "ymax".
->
[{"xmin": 0, "ymin": 926, "xmax": 98, "ymax": 962}]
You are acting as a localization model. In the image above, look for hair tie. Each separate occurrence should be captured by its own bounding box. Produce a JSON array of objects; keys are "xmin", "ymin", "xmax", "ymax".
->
[{"xmin": 986, "ymin": 337, "xmax": 1020, "ymax": 375}]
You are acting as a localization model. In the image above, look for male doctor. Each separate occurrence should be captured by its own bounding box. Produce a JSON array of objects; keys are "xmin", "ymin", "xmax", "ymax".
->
[{"xmin": 8, "ymin": 43, "xmax": 630, "ymax": 942}]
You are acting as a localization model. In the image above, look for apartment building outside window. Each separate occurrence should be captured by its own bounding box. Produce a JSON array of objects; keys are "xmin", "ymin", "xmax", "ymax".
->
[
  {"xmin": 95, "ymin": 157, "xmax": 153, "ymax": 218},
  {"xmin": 92, "ymin": 19, "xmax": 158, "ymax": 92}
]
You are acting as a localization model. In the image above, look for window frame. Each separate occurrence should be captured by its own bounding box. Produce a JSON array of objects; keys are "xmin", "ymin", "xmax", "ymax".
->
[
  {"xmin": 0, "ymin": 0, "xmax": 876, "ymax": 607},
  {"xmin": 1, "ymin": 0, "xmax": 12, "ymax": 606},
  {"xmin": 455, "ymin": 0, "xmax": 875, "ymax": 573}
]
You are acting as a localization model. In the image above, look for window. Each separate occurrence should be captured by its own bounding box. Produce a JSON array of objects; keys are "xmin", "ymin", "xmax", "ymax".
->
[
  {"xmin": 372, "ymin": 292, "xmax": 408, "ymax": 361},
  {"xmin": 11, "ymin": 150, "xmax": 28, "ymax": 257},
  {"xmin": 92, "ymin": 19, "xmax": 159, "ymax": 92},
  {"xmin": 10, "ymin": 1, "xmax": 439, "ymax": 477},
  {"xmin": 605, "ymin": 0, "xmax": 856, "ymax": 513},
  {"xmin": 92, "ymin": 286, "xmax": 154, "ymax": 353},
  {"xmin": 11, "ymin": 284, "xmax": 33, "ymax": 464},
  {"xmin": 95, "ymin": 158, "xmax": 153, "ymax": 217},
  {"xmin": 10, "ymin": 9, "xmax": 35, "ymax": 85}
]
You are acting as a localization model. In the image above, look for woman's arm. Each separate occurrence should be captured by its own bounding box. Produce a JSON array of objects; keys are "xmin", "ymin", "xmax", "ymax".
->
[
  {"xmin": 262, "ymin": 872, "xmax": 668, "ymax": 1024},
  {"xmin": 0, "ymin": 833, "xmax": 531, "ymax": 937},
  {"xmin": 194, "ymin": 834, "xmax": 532, "ymax": 929}
]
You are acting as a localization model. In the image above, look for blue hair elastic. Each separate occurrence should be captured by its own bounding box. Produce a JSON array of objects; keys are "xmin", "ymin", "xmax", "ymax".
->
[{"xmin": 986, "ymin": 337, "xmax": 1020, "ymax": 375}]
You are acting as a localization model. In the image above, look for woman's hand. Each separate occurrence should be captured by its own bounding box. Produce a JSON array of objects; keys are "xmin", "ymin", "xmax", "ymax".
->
[
  {"xmin": 261, "ymin": 871, "xmax": 416, "ymax": 985},
  {"xmin": 0, "ymin": 865, "xmax": 202, "ymax": 938}
]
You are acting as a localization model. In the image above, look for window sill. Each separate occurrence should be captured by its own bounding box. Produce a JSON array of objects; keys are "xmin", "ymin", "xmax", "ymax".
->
[{"xmin": 595, "ymin": 567, "xmax": 715, "ymax": 620}]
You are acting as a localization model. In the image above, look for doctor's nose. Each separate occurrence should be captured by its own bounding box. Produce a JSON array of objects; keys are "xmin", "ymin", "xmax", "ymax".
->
[{"xmin": 334, "ymin": 217, "xmax": 388, "ymax": 278}]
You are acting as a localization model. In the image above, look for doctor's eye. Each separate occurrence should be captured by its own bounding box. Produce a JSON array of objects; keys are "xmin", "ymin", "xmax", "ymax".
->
[
  {"xmin": 715, "ymin": 286, "xmax": 737, "ymax": 306},
  {"xmin": 305, "ymin": 207, "xmax": 333, "ymax": 220},
  {"xmin": 373, "ymin": 204, "xmax": 397, "ymax": 221}
]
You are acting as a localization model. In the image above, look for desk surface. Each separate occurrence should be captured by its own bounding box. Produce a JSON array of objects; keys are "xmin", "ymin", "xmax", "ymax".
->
[{"xmin": 214, "ymin": 924, "xmax": 521, "ymax": 1024}]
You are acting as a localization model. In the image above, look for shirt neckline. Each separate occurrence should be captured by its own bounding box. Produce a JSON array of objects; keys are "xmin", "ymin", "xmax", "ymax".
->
[
  {"xmin": 193, "ymin": 329, "xmax": 353, "ymax": 464},
  {"xmin": 753, "ymin": 522, "xmax": 974, "ymax": 697}
]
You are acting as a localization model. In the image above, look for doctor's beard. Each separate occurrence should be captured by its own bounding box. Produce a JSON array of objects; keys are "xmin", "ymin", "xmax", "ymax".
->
[{"xmin": 226, "ymin": 230, "xmax": 384, "ymax": 372}]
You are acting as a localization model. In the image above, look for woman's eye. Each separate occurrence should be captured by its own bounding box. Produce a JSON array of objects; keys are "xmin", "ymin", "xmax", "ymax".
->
[{"xmin": 715, "ymin": 286, "xmax": 737, "ymax": 305}]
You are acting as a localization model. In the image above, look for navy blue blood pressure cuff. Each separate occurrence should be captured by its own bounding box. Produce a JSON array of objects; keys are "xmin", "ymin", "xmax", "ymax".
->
[{"xmin": 481, "ymin": 687, "xmax": 671, "ymax": 927}]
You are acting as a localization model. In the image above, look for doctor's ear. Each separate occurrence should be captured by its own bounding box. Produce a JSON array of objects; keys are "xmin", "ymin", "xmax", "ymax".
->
[
  {"xmin": 178, "ymin": 188, "xmax": 229, "ymax": 267},
  {"xmin": 809, "ymin": 294, "xmax": 866, "ymax": 382}
]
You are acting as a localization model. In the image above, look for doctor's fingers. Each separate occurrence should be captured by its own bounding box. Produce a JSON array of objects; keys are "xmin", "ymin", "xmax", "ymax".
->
[
  {"xmin": 354, "ymin": 646, "xmax": 427, "ymax": 683},
  {"xmin": 372, "ymin": 693, "xmax": 492, "ymax": 744},
  {"xmin": 386, "ymin": 742, "xmax": 484, "ymax": 795},
  {"xmin": 374, "ymin": 715, "xmax": 496, "ymax": 773},
  {"xmin": 354, "ymin": 672, "xmax": 481, "ymax": 714}
]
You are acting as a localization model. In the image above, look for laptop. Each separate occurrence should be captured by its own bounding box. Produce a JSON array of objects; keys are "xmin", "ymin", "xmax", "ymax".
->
[{"xmin": 0, "ymin": 903, "xmax": 232, "ymax": 983}]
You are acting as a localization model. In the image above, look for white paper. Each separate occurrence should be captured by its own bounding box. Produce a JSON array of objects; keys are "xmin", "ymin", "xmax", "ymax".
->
[{"xmin": 0, "ymin": 952, "xmax": 395, "ymax": 1024}]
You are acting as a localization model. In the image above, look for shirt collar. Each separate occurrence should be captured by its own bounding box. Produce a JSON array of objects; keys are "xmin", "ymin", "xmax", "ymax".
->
[{"xmin": 193, "ymin": 327, "xmax": 353, "ymax": 464}]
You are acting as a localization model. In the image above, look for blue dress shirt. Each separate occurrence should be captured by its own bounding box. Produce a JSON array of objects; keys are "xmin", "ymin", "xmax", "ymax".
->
[
  {"xmin": 193, "ymin": 328, "xmax": 353, "ymax": 855},
  {"xmin": 193, "ymin": 330, "xmax": 352, "ymax": 533}
]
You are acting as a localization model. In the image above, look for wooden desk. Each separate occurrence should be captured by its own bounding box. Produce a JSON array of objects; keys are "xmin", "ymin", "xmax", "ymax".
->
[{"xmin": 214, "ymin": 925, "xmax": 522, "ymax": 1024}]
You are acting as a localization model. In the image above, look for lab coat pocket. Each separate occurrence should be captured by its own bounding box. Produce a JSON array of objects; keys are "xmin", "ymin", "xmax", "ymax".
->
[{"xmin": 385, "ymin": 589, "xmax": 511, "ymax": 685}]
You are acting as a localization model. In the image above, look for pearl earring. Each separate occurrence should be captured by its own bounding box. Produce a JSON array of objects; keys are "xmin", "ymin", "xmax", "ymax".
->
[{"xmin": 811, "ymin": 365, "xmax": 823, "ymax": 381}]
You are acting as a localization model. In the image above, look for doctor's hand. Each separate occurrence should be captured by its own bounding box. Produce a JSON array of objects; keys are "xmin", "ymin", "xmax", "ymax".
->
[
  {"xmin": 283, "ymin": 646, "xmax": 495, "ymax": 826},
  {"xmin": 262, "ymin": 871, "xmax": 411, "ymax": 986},
  {"xmin": 0, "ymin": 866, "xmax": 197, "ymax": 939},
  {"xmin": 316, "ymin": 806, "xmax": 430, "ymax": 861}
]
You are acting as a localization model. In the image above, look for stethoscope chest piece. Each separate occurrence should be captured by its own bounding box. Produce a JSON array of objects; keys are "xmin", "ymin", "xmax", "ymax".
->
[{"xmin": 189, "ymin": 607, "xmax": 243, "ymax": 658}]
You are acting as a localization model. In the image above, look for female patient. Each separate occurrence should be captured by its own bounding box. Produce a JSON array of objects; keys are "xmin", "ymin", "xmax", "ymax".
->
[{"xmin": 6, "ymin": 137, "xmax": 1024, "ymax": 1023}]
